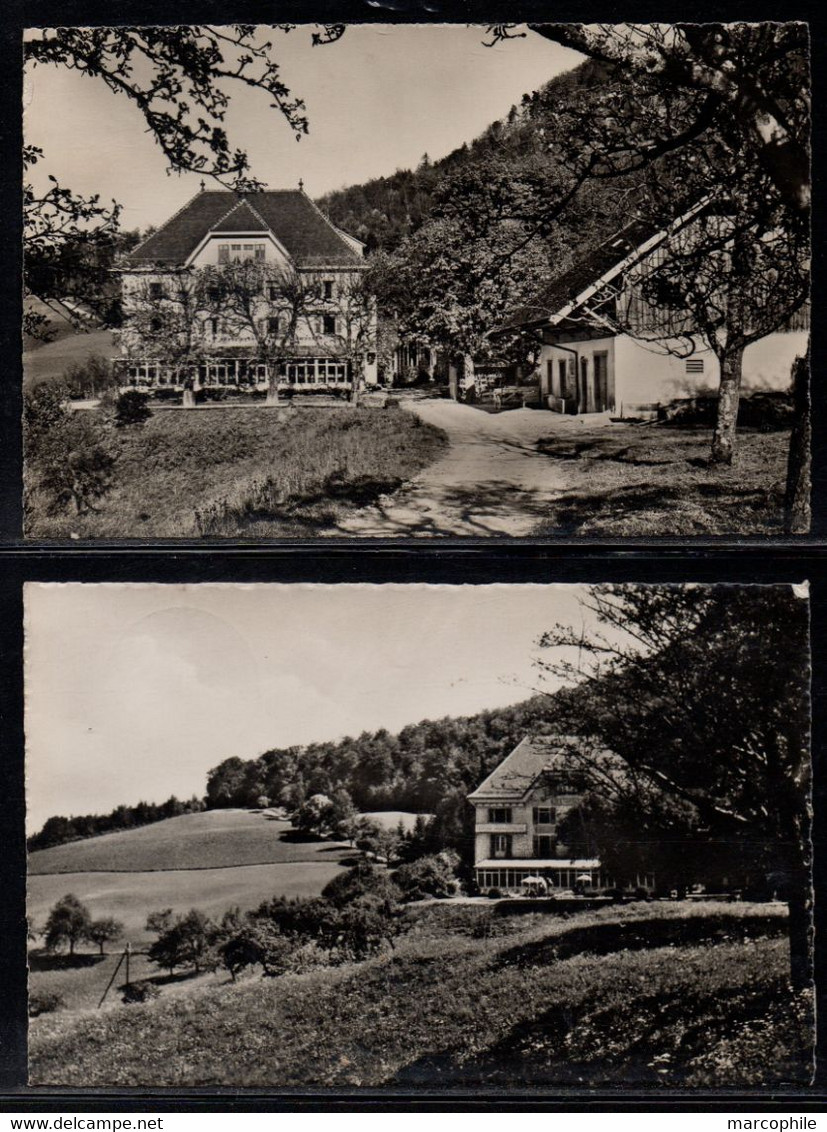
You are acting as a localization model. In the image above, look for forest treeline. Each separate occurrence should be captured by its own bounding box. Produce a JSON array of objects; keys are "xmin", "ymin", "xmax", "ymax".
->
[
  {"xmin": 27, "ymin": 794, "xmax": 207, "ymax": 852},
  {"xmin": 26, "ymin": 692, "xmax": 562, "ymax": 854}
]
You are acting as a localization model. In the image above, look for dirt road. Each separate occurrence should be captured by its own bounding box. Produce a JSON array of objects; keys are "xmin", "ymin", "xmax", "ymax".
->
[{"xmin": 336, "ymin": 399, "xmax": 600, "ymax": 537}]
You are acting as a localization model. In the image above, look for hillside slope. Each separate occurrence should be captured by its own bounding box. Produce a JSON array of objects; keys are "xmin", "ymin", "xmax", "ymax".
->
[
  {"xmin": 29, "ymin": 902, "xmax": 809, "ymax": 1088},
  {"xmin": 28, "ymin": 809, "xmax": 345, "ymax": 874}
]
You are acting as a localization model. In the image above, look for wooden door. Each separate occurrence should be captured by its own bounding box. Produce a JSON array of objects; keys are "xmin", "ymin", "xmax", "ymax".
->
[{"xmin": 594, "ymin": 352, "xmax": 609, "ymax": 411}]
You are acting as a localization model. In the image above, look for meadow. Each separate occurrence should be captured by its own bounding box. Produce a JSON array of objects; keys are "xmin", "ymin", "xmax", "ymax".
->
[
  {"xmin": 28, "ymin": 810, "xmax": 356, "ymax": 953},
  {"xmin": 28, "ymin": 809, "xmax": 347, "ymax": 874},
  {"xmin": 24, "ymin": 405, "xmax": 447, "ymax": 540},
  {"xmin": 29, "ymin": 900, "xmax": 811, "ymax": 1089}
]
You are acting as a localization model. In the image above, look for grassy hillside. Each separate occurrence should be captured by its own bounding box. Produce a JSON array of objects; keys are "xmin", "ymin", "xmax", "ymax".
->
[
  {"xmin": 25, "ymin": 405, "xmax": 447, "ymax": 540},
  {"xmin": 28, "ymin": 809, "xmax": 345, "ymax": 874},
  {"xmin": 28, "ymin": 810, "xmax": 353, "ymax": 948},
  {"xmin": 23, "ymin": 329, "xmax": 118, "ymax": 388},
  {"xmin": 29, "ymin": 901, "xmax": 811, "ymax": 1088}
]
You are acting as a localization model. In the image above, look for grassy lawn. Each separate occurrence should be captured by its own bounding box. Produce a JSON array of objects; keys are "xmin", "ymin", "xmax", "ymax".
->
[
  {"xmin": 24, "ymin": 406, "xmax": 447, "ymax": 539},
  {"xmin": 23, "ymin": 329, "xmax": 118, "ymax": 388},
  {"xmin": 28, "ymin": 809, "xmax": 348, "ymax": 874},
  {"xmin": 29, "ymin": 901, "xmax": 811, "ymax": 1089},
  {"xmin": 532, "ymin": 423, "xmax": 791, "ymax": 537}
]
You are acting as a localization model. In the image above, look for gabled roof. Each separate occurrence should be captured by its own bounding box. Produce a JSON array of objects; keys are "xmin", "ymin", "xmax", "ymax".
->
[
  {"xmin": 210, "ymin": 199, "xmax": 272, "ymax": 233},
  {"xmin": 468, "ymin": 735, "xmax": 595, "ymax": 803},
  {"xmin": 126, "ymin": 190, "xmax": 363, "ymax": 268},
  {"xmin": 493, "ymin": 199, "xmax": 712, "ymax": 334}
]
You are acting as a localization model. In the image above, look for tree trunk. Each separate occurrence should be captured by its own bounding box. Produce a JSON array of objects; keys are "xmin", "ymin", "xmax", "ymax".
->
[
  {"xmin": 350, "ymin": 361, "xmax": 360, "ymax": 406},
  {"xmin": 784, "ymin": 354, "xmax": 811, "ymax": 534},
  {"xmin": 711, "ymin": 348, "xmax": 744, "ymax": 464},
  {"xmin": 266, "ymin": 363, "xmax": 280, "ymax": 406}
]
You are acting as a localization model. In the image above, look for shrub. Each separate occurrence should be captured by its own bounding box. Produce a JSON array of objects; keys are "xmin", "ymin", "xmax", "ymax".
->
[
  {"xmin": 322, "ymin": 862, "xmax": 400, "ymax": 911},
  {"xmin": 115, "ymin": 390, "xmax": 152, "ymax": 427},
  {"xmin": 24, "ymin": 382, "xmax": 69, "ymax": 453},
  {"xmin": 28, "ymin": 990, "xmax": 65, "ymax": 1017},
  {"xmin": 122, "ymin": 980, "xmax": 161, "ymax": 1005},
  {"xmin": 33, "ymin": 415, "xmax": 115, "ymax": 515},
  {"xmin": 394, "ymin": 851, "xmax": 461, "ymax": 902},
  {"xmin": 487, "ymin": 888, "xmax": 503, "ymax": 900}
]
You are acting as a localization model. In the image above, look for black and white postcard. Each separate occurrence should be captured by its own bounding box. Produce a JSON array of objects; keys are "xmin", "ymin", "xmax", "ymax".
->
[
  {"xmin": 25, "ymin": 582, "xmax": 814, "ymax": 1089},
  {"xmin": 22, "ymin": 23, "xmax": 811, "ymax": 539}
]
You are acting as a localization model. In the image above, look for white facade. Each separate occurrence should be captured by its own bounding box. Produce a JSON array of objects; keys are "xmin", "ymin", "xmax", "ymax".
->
[
  {"xmin": 538, "ymin": 330, "xmax": 808, "ymax": 417},
  {"xmin": 118, "ymin": 191, "xmax": 379, "ymax": 393}
]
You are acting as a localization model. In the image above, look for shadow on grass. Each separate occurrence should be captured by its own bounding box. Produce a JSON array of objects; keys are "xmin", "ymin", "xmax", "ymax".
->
[
  {"xmin": 534, "ymin": 482, "xmax": 782, "ymax": 537},
  {"xmin": 535, "ymin": 436, "xmax": 676, "ymax": 467},
  {"xmin": 490, "ymin": 912, "xmax": 787, "ymax": 971},
  {"xmin": 28, "ymin": 950, "xmax": 106, "ymax": 972},
  {"xmin": 392, "ymin": 982, "xmax": 795, "ymax": 1089}
]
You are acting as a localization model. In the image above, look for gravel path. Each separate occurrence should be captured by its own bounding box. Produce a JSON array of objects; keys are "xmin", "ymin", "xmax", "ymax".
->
[{"xmin": 337, "ymin": 399, "xmax": 602, "ymax": 537}]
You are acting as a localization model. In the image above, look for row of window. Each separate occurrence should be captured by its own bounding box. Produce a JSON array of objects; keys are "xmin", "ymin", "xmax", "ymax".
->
[
  {"xmin": 489, "ymin": 834, "xmax": 559, "ymax": 859},
  {"xmin": 486, "ymin": 805, "xmax": 561, "ymax": 825},
  {"xmin": 477, "ymin": 868, "xmax": 603, "ymax": 891},
  {"xmin": 125, "ymin": 359, "xmax": 352, "ymax": 386}
]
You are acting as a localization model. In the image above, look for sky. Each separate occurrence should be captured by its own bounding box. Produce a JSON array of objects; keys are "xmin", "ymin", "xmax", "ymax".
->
[
  {"xmin": 25, "ymin": 583, "xmax": 598, "ymax": 831},
  {"xmin": 23, "ymin": 25, "xmax": 581, "ymax": 233}
]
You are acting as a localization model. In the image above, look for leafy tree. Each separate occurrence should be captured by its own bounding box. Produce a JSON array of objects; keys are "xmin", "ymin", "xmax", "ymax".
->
[
  {"xmin": 147, "ymin": 909, "xmax": 215, "ymax": 975},
  {"xmin": 44, "ymin": 894, "xmax": 92, "ymax": 955},
  {"xmin": 485, "ymin": 23, "xmax": 809, "ymax": 473},
  {"xmin": 205, "ymin": 757, "xmax": 249, "ymax": 808},
  {"xmin": 145, "ymin": 909, "xmax": 174, "ymax": 936},
  {"xmin": 219, "ymin": 921, "xmax": 293, "ymax": 980},
  {"xmin": 88, "ymin": 917, "xmax": 124, "ymax": 956},
  {"xmin": 23, "ymin": 26, "xmax": 331, "ymax": 335},
  {"xmin": 537, "ymin": 584, "xmax": 812, "ymax": 988},
  {"xmin": 120, "ymin": 271, "xmax": 211, "ymax": 392},
  {"xmin": 518, "ymin": 23, "xmax": 810, "ymax": 218},
  {"xmin": 202, "ymin": 261, "xmax": 319, "ymax": 402},
  {"xmin": 292, "ymin": 793, "xmax": 335, "ymax": 838}
]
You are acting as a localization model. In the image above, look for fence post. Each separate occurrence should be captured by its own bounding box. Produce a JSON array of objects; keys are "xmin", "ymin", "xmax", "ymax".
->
[{"xmin": 97, "ymin": 949, "xmax": 126, "ymax": 1009}]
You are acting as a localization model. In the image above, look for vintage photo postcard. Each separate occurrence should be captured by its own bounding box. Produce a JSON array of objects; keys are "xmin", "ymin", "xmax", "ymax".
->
[
  {"xmin": 25, "ymin": 582, "xmax": 814, "ymax": 1089},
  {"xmin": 22, "ymin": 23, "xmax": 810, "ymax": 539}
]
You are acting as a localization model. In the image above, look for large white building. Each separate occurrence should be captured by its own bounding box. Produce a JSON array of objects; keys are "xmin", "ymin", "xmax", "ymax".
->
[
  {"xmin": 117, "ymin": 187, "xmax": 378, "ymax": 395},
  {"xmin": 468, "ymin": 736, "xmax": 637, "ymax": 894}
]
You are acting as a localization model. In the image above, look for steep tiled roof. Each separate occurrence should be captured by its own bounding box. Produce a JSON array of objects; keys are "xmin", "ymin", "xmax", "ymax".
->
[
  {"xmin": 127, "ymin": 190, "xmax": 362, "ymax": 267},
  {"xmin": 468, "ymin": 735, "xmax": 598, "ymax": 802},
  {"xmin": 210, "ymin": 199, "xmax": 272, "ymax": 233},
  {"xmin": 495, "ymin": 217, "xmax": 662, "ymax": 333},
  {"xmin": 494, "ymin": 199, "xmax": 713, "ymax": 334}
]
